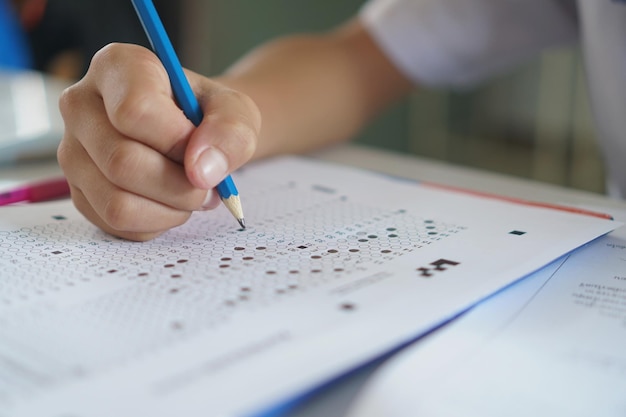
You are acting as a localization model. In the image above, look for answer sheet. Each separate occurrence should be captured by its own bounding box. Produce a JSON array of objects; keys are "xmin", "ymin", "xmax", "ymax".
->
[
  {"xmin": 0, "ymin": 156, "xmax": 620, "ymax": 417},
  {"xmin": 347, "ymin": 212, "xmax": 626, "ymax": 417}
]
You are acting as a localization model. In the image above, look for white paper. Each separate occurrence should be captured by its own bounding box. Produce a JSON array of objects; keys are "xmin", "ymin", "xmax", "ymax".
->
[
  {"xmin": 347, "ymin": 212, "xmax": 626, "ymax": 417},
  {"xmin": 0, "ymin": 156, "xmax": 620, "ymax": 417}
]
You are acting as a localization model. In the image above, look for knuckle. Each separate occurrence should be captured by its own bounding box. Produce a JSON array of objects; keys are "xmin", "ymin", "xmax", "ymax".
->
[
  {"xmin": 229, "ymin": 119, "xmax": 258, "ymax": 160},
  {"xmin": 209, "ymin": 116, "xmax": 257, "ymax": 164},
  {"xmin": 101, "ymin": 192, "xmax": 135, "ymax": 232},
  {"xmin": 221, "ymin": 88, "xmax": 262, "ymax": 134},
  {"xmin": 109, "ymin": 92, "xmax": 155, "ymax": 134},
  {"xmin": 57, "ymin": 85, "xmax": 77, "ymax": 119},
  {"xmin": 91, "ymin": 44, "xmax": 167, "ymax": 137},
  {"xmin": 58, "ymin": 81, "xmax": 93, "ymax": 124},
  {"xmin": 102, "ymin": 143, "xmax": 141, "ymax": 186},
  {"xmin": 56, "ymin": 137, "xmax": 72, "ymax": 170},
  {"xmin": 90, "ymin": 43, "xmax": 126, "ymax": 72},
  {"xmin": 211, "ymin": 91, "xmax": 260, "ymax": 161},
  {"xmin": 56, "ymin": 132, "xmax": 84, "ymax": 176}
]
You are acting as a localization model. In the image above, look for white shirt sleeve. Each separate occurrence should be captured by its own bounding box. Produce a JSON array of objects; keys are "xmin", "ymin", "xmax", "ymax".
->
[{"xmin": 360, "ymin": 0, "xmax": 579, "ymax": 87}]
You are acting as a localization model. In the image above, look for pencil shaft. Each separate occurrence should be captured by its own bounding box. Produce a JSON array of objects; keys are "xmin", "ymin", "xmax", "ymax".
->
[{"xmin": 131, "ymin": 0, "xmax": 245, "ymax": 227}]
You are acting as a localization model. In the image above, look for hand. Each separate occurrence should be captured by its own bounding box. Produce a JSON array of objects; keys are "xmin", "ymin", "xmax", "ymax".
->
[{"xmin": 58, "ymin": 43, "xmax": 260, "ymax": 241}]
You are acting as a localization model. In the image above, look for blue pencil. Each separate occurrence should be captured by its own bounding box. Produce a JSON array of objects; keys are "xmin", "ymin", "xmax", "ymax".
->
[{"xmin": 131, "ymin": 0, "xmax": 245, "ymax": 228}]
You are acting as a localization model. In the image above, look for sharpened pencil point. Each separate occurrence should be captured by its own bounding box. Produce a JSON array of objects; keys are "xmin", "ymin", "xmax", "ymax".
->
[{"xmin": 221, "ymin": 194, "xmax": 245, "ymax": 230}]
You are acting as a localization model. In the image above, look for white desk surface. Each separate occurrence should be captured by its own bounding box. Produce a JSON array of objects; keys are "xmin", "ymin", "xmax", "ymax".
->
[{"xmin": 2, "ymin": 143, "xmax": 625, "ymax": 416}]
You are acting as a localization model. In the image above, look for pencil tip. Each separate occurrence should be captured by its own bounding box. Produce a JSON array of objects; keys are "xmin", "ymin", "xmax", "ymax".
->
[{"xmin": 238, "ymin": 218, "xmax": 246, "ymax": 229}]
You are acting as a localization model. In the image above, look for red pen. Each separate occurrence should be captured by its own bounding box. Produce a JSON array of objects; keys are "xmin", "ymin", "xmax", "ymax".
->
[{"xmin": 0, "ymin": 177, "xmax": 71, "ymax": 206}]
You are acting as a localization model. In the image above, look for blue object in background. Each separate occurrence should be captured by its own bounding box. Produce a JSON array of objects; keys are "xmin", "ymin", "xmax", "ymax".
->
[{"xmin": 0, "ymin": 0, "xmax": 33, "ymax": 69}]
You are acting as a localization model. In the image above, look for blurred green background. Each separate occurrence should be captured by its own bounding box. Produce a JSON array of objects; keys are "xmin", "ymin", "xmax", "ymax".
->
[
  {"xmin": 17, "ymin": 0, "xmax": 605, "ymax": 194},
  {"xmin": 184, "ymin": 1, "xmax": 604, "ymax": 194}
]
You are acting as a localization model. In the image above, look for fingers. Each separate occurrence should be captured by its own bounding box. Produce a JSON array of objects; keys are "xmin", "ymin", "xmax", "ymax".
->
[
  {"xmin": 84, "ymin": 43, "xmax": 260, "ymax": 190},
  {"xmin": 58, "ymin": 140, "xmax": 191, "ymax": 242},
  {"xmin": 58, "ymin": 44, "xmax": 220, "ymax": 241},
  {"xmin": 58, "ymin": 43, "xmax": 260, "ymax": 240},
  {"xmin": 89, "ymin": 43, "xmax": 195, "ymax": 161},
  {"xmin": 60, "ymin": 83, "xmax": 213, "ymax": 211},
  {"xmin": 69, "ymin": 181, "xmax": 188, "ymax": 242},
  {"xmin": 57, "ymin": 107, "xmax": 221, "ymax": 241}
]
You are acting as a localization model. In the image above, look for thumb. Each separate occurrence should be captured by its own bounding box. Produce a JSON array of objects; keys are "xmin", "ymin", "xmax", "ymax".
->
[{"xmin": 184, "ymin": 86, "xmax": 260, "ymax": 190}]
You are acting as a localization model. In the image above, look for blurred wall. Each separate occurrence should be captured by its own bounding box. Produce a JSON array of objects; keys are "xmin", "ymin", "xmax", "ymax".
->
[
  {"xmin": 22, "ymin": 0, "xmax": 180, "ymax": 78},
  {"xmin": 409, "ymin": 48, "xmax": 605, "ymax": 193}
]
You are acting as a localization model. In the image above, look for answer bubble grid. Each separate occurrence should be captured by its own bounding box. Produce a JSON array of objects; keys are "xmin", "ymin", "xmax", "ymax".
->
[{"xmin": 0, "ymin": 178, "xmax": 467, "ymax": 404}]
